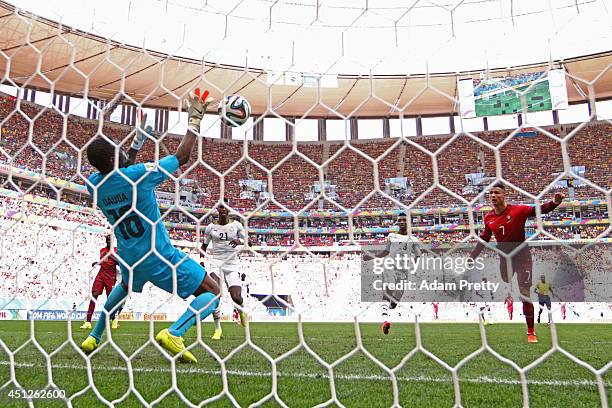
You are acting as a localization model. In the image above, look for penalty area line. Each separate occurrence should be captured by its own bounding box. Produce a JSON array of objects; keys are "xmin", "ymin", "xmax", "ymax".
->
[{"xmin": 0, "ymin": 361, "xmax": 608, "ymax": 388}]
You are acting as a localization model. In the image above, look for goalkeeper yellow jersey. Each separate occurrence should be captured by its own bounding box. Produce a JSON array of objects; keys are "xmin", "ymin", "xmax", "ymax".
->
[{"xmin": 536, "ymin": 282, "xmax": 551, "ymax": 296}]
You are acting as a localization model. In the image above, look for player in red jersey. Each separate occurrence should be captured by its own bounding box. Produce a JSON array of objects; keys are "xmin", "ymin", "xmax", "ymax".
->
[
  {"xmin": 432, "ymin": 302, "xmax": 439, "ymax": 320},
  {"xmin": 504, "ymin": 294, "xmax": 514, "ymax": 320},
  {"xmin": 470, "ymin": 184, "xmax": 564, "ymax": 343},
  {"xmin": 81, "ymin": 236, "xmax": 121, "ymax": 329},
  {"xmin": 561, "ymin": 303, "xmax": 567, "ymax": 320}
]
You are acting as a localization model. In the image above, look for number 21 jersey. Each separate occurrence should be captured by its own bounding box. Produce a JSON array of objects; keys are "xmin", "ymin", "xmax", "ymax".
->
[{"xmin": 203, "ymin": 221, "xmax": 245, "ymax": 260}]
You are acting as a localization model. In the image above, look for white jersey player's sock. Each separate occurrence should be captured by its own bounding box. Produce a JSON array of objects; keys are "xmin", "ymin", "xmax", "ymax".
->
[
  {"xmin": 479, "ymin": 307, "xmax": 486, "ymax": 322},
  {"xmin": 381, "ymin": 303, "xmax": 390, "ymax": 322},
  {"xmin": 213, "ymin": 309, "xmax": 221, "ymax": 331}
]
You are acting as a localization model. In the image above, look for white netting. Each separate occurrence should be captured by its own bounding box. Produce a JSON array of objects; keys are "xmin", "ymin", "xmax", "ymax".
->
[{"xmin": 0, "ymin": 0, "xmax": 611, "ymax": 407}]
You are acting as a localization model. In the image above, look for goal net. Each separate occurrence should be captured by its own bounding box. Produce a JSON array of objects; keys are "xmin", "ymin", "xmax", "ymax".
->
[{"xmin": 0, "ymin": 0, "xmax": 610, "ymax": 407}]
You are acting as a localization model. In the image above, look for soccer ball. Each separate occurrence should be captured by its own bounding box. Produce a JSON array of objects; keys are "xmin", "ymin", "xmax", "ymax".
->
[{"xmin": 218, "ymin": 95, "xmax": 251, "ymax": 127}]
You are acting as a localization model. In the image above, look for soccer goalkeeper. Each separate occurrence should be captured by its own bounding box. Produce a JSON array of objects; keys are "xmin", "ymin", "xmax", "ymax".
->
[{"xmin": 81, "ymin": 88, "xmax": 219, "ymax": 363}]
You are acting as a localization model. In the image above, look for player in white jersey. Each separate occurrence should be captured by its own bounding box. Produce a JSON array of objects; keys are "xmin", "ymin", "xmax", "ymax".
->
[
  {"xmin": 232, "ymin": 273, "xmax": 250, "ymax": 324},
  {"xmin": 475, "ymin": 278, "xmax": 495, "ymax": 325},
  {"xmin": 202, "ymin": 201, "xmax": 247, "ymax": 339},
  {"xmin": 364, "ymin": 212, "xmax": 422, "ymax": 335},
  {"xmin": 240, "ymin": 273, "xmax": 250, "ymax": 298}
]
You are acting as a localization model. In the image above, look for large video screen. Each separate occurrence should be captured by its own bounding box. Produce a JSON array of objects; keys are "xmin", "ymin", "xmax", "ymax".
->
[
  {"xmin": 239, "ymin": 179, "xmax": 267, "ymax": 192},
  {"xmin": 458, "ymin": 70, "xmax": 568, "ymax": 118},
  {"xmin": 384, "ymin": 177, "xmax": 408, "ymax": 190}
]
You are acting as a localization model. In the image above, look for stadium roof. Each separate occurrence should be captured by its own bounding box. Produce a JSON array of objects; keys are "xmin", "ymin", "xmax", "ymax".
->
[{"xmin": 1, "ymin": 0, "xmax": 611, "ymax": 117}]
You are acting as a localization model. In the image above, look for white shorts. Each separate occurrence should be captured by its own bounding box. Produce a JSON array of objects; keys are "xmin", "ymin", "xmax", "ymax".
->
[
  {"xmin": 209, "ymin": 260, "xmax": 241, "ymax": 288},
  {"xmin": 381, "ymin": 268, "xmax": 410, "ymax": 303}
]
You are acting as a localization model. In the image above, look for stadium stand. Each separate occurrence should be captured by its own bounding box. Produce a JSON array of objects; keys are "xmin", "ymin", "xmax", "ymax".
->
[
  {"xmin": 0, "ymin": 92, "xmax": 610, "ymax": 249},
  {"xmin": 3, "ymin": 94, "xmax": 610, "ymax": 209}
]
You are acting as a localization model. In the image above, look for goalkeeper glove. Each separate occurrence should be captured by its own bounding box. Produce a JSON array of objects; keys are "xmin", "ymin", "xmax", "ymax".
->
[
  {"xmin": 131, "ymin": 110, "xmax": 153, "ymax": 151},
  {"xmin": 185, "ymin": 88, "xmax": 213, "ymax": 135}
]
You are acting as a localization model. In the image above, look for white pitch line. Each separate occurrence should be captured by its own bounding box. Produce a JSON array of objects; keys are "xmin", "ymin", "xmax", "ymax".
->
[{"xmin": 0, "ymin": 361, "xmax": 608, "ymax": 388}]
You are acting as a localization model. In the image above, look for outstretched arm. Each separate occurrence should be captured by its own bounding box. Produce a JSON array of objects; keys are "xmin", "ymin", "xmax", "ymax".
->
[
  {"xmin": 102, "ymin": 93, "xmax": 124, "ymax": 121},
  {"xmin": 103, "ymin": 93, "xmax": 142, "ymax": 165},
  {"xmin": 127, "ymin": 110, "xmax": 152, "ymax": 165},
  {"xmin": 176, "ymin": 88, "xmax": 214, "ymax": 166},
  {"xmin": 530, "ymin": 192, "xmax": 565, "ymax": 216}
]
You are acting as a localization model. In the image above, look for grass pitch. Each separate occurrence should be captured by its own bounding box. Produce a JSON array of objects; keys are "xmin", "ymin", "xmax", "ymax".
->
[{"xmin": 0, "ymin": 321, "xmax": 609, "ymax": 407}]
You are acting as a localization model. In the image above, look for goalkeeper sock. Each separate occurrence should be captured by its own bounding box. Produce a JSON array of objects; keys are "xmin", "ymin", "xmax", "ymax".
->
[
  {"xmin": 213, "ymin": 309, "xmax": 221, "ymax": 331},
  {"xmin": 90, "ymin": 285, "xmax": 128, "ymax": 343},
  {"xmin": 523, "ymin": 302, "xmax": 535, "ymax": 334},
  {"xmin": 169, "ymin": 292, "xmax": 219, "ymax": 338}
]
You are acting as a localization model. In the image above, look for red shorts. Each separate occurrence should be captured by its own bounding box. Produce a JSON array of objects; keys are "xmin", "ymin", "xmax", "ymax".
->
[
  {"xmin": 499, "ymin": 248, "xmax": 532, "ymax": 290},
  {"xmin": 92, "ymin": 272, "xmax": 116, "ymax": 295}
]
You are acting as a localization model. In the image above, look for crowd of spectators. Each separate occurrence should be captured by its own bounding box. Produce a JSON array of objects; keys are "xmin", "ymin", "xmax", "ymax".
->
[
  {"xmin": 2, "ymin": 93, "xmax": 610, "ymax": 214},
  {"xmin": 0, "ymin": 196, "xmax": 106, "ymax": 227},
  {"xmin": 1, "ymin": 92, "xmax": 610, "ymax": 249},
  {"xmin": 0, "ymin": 188, "xmax": 607, "ymax": 248},
  {"xmin": 164, "ymin": 224, "xmax": 608, "ymax": 247},
  {"xmin": 0, "ymin": 217, "xmax": 101, "ymax": 301},
  {"xmin": 0, "ymin": 95, "xmax": 131, "ymax": 177},
  {"xmin": 543, "ymin": 225, "xmax": 608, "ymax": 240}
]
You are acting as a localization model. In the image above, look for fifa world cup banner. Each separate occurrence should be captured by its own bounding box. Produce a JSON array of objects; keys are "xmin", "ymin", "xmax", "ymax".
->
[
  {"xmin": 26, "ymin": 310, "xmax": 101, "ymax": 321},
  {"xmin": 360, "ymin": 241, "xmax": 611, "ymax": 303}
]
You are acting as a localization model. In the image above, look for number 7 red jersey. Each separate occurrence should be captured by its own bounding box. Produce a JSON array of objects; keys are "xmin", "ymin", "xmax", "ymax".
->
[
  {"xmin": 481, "ymin": 204, "xmax": 532, "ymax": 243},
  {"xmin": 471, "ymin": 201, "xmax": 560, "ymax": 258}
]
